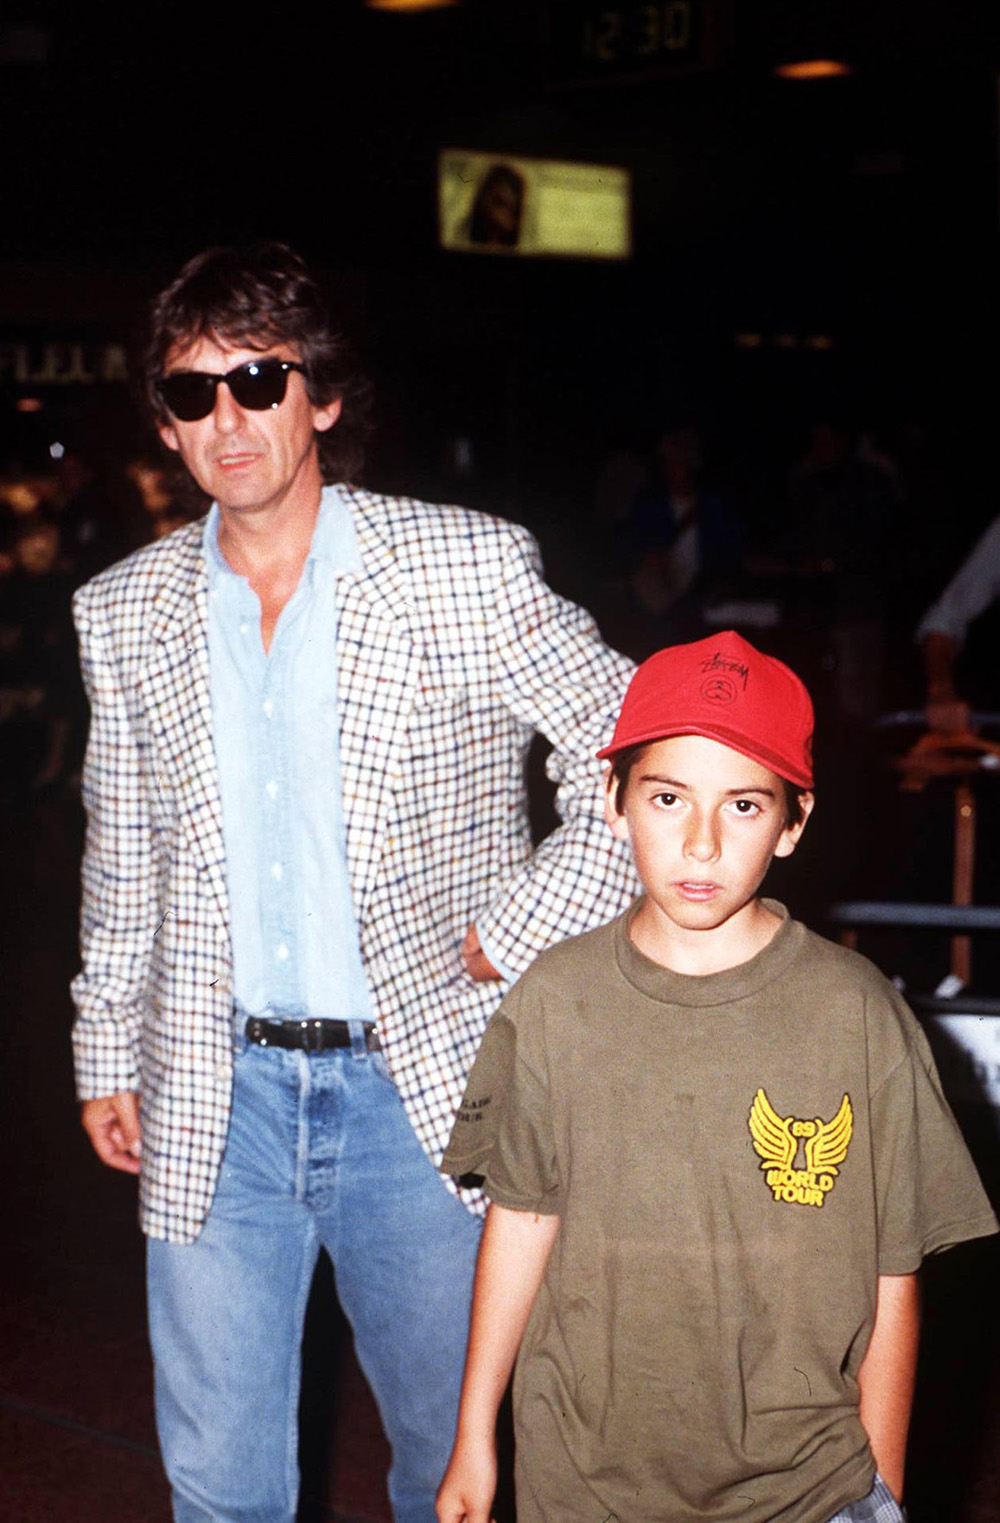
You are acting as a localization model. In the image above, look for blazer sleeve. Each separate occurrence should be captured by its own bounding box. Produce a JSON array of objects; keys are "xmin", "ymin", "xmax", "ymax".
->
[
  {"xmin": 474, "ymin": 523, "xmax": 638, "ymax": 976},
  {"xmin": 70, "ymin": 583, "xmax": 156, "ymax": 1100}
]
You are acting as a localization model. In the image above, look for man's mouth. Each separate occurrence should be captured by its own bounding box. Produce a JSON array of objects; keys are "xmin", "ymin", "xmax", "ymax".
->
[{"xmin": 214, "ymin": 451, "xmax": 260, "ymax": 469}]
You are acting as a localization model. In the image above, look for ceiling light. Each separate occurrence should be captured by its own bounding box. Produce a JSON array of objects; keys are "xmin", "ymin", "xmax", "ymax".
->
[
  {"xmin": 365, "ymin": 0, "xmax": 459, "ymax": 10},
  {"xmin": 774, "ymin": 59, "xmax": 851, "ymax": 80}
]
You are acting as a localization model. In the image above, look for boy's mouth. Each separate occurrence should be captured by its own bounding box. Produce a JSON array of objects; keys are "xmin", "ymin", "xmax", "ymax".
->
[{"xmin": 675, "ymin": 880, "xmax": 722, "ymax": 901}]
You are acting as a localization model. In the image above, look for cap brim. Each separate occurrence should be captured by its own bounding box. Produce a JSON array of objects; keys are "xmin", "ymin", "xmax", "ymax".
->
[{"xmin": 597, "ymin": 724, "xmax": 812, "ymax": 789}]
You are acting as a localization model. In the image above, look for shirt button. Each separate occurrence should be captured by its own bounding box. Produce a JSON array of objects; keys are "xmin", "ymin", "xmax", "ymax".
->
[
  {"xmin": 276, "ymin": 943, "xmax": 290, "ymax": 962},
  {"xmin": 271, "ymin": 862, "xmax": 283, "ymax": 881},
  {"xmin": 265, "ymin": 781, "xmax": 279, "ymax": 799},
  {"xmin": 239, "ymin": 621, "xmax": 249, "ymax": 636},
  {"xmin": 262, "ymin": 698, "xmax": 274, "ymax": 718}
]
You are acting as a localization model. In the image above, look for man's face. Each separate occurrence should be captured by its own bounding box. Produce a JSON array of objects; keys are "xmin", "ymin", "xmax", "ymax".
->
[{"xmin": 156, "ymin": 333, "xmax": 340, "ymax": 518}]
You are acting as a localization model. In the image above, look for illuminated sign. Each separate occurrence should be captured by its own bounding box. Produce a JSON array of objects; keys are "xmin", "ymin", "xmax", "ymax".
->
[
  {"xmin": 438, "ymin": 150, "xmax": 631, "ymax": 261},
  {"xmin": 0, "ymin": 340, "xmax": 129, "ymax": 386}
]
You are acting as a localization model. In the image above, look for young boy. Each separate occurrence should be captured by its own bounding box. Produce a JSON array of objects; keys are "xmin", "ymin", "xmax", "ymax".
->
[{"xmin": 437, "ymin": 630, "xmax": 997, "ymax": 1523}]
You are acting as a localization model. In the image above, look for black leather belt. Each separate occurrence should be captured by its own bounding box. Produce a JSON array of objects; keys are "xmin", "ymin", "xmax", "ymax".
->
[{"xmin": 244, "ymin": 1017, "xmax": 380, "ymax": 1053}]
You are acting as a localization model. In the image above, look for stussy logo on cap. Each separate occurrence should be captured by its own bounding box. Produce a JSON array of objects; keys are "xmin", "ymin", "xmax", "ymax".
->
[
  {"xmin": 748, "ymin": 1088, "xmax": 853, "ymax": 1207},
  {"xmin": 699, "ymin": 650, "xmax": 749, "ymax": 706}
]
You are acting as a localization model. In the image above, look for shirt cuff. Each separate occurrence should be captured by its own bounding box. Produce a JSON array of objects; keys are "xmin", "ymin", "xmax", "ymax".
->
[{"xmin": 475, "ymin": 924, "xmax": 518, "ymax": 984}]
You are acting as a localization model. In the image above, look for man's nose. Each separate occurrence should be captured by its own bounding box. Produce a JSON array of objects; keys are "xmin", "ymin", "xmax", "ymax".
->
[{"xmin": 211, "ymin": 378, "xmax": 245, "ymax": 432}]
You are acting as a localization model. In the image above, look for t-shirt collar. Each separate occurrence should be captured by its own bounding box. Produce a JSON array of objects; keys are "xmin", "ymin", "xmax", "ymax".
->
[{"xmin": 614, "ymin": 898, "xmax": 804, "ymax": 1007}]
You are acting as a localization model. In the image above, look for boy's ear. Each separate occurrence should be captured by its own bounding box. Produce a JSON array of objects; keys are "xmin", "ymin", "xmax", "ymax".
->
[
  {"xmin": 772, "ymin": 791, "xmax": 815, "ymax": 859},
  {"xmin": 603, "ymin": 769, "xmax": 630, "ymax": 840}
]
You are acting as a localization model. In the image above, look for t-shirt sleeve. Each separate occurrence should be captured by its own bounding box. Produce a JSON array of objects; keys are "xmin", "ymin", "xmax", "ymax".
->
[
  {"xmin": 440, "ymin": 984, "xmax": 564, "ymax": 1214},
  {"xmin": 871, "ymin": 1009, "xmax": 998, "ymax": 1274}
]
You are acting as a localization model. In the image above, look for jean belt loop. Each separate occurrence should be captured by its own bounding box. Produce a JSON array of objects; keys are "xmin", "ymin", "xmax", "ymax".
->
[
  {"xmin": 233, "ymin": 1001, "xmax": 250, "ymax": 1052},
  {"xmin": 348, "ymin": 1019, "xmax": 369, "ymax": 1060}
]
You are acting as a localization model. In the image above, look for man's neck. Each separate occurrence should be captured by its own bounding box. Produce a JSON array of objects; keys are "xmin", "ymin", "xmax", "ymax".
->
[
  {"xmin": 216, "ymin": 485, "xmax": 323, "ymax": 584},
  {"xmin": 215, "ymin": 484, "xmax": 325, "ymax": 654}
]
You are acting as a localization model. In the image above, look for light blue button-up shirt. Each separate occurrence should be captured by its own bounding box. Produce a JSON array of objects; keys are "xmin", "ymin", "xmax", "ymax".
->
[{"xmin": 204, "ymin": 485, "xmax": 375, "ymax": 1023}]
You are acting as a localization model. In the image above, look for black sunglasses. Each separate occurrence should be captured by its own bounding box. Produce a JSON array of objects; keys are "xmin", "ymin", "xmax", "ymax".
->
[{"xmin": 156, "ymin": 359, "xmax": 307, "ymax": 422}]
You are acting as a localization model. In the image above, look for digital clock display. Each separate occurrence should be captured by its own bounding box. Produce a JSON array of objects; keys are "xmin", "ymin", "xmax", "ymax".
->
[{"xmin": 546, "ymin": 1, "xmax": 713, "ymax": 84}]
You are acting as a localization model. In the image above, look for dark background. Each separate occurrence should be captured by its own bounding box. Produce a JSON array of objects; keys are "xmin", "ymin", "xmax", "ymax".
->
[
  {"xmin": 2, "ymin": 0, "xmax": 998, "ymax": 522},
  {"xmin": 6, "ymin": 0, "xmax": 999, "ymax": 928},
  {"xmin": 2, "ymin": 5, "xmax": 1000, "ymax": 1521}
]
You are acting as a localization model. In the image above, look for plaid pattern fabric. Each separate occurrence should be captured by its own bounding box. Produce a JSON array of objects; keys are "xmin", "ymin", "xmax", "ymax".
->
[
  {"xmin": 825, "ymin": 1475, "xmax": 906, "ymax": 1523},
  {"xmin": 72, "ymin": 488, "xmax": 638, "ymax": 1242}
]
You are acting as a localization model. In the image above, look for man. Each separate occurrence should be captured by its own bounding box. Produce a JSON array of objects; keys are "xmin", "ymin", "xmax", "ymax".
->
[{"xmin": 71, "ymin": 242, "xmax": 636, "ymax": 1523}]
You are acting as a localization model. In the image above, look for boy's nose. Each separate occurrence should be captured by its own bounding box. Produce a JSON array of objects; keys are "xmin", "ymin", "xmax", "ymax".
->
[{"xmin": 684, "ymin": 812, "xmax": 720, "ymax": 862}]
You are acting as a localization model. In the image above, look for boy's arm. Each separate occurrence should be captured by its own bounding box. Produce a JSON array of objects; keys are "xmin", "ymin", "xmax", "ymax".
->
[
  {"xmin": 857, "ymin": 1272, "xmax": 921, "ymax": 1503},
  {"xmin": 437, "ymin": 1203, "xmax": 560, "ymax": 1523}
]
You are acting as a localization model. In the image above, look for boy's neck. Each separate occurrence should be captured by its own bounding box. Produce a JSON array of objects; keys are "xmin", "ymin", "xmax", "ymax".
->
[{"xmin": 628, "ymin": 895, "xmax": 784, "ymax": 977}]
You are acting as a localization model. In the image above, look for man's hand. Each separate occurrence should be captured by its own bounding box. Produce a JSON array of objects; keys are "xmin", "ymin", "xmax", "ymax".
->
[
  {"xmin": 461, "ymin": 925, "xmax": 501, "ymax": 983},
  {"xmin": 81, "ymin": 1092, "xmax": 142, "ymax": 1175}
]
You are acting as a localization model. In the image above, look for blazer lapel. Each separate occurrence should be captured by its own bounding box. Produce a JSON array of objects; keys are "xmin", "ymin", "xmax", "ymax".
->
[
  {"xmin": 139, "ymin": 530, "xmax": 230, "ymax": 929},
  {"xmin": 336, "ymin": 495, "xmax": 421, "ymax": 921}
]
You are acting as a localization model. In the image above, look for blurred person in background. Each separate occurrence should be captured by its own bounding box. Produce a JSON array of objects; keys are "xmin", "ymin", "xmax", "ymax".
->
[
  {"xmin": 788, "ymin": 417, "xmax": 900, "ymax": 724},
  {"xmin": 124, "ymin": 454, "xmax": 195, "ymax": 539},
  {"xmin": 70, "ymin": 240, "xmax": 636, "ymax": 1523},
  {"xmin": 0, "ymin": 513, "xmax": 81, "ymax": 789},
  {"xmin": 625, "ymin": 424, "xmax": 745, "ymax": 637},
  {"xmin": 0, "ymin": 472, "xmax": 54, "ymax": 574},
  {"xmin": 52, "ymin": 446, "xmax": 152, "ymax": 584},
  {"xmin": 917, "ymin": 513, "xmax": 1000, "ymax": 732},
  {"xmin": 746, "ymin": 416, "xmax": 901, "ymax": 727}
]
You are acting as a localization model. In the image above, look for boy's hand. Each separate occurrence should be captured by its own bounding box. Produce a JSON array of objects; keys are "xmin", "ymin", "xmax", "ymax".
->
[
  {"xmin": 858, "ymin": 1272, "xmax": 920, "ymax": 1502},
  {"xmin": 436, "ymin": 1433, "xmax": 498, "ymax": 1523}
]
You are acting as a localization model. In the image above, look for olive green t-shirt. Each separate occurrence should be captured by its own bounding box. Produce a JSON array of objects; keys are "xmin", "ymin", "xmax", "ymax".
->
[{"xmin": 442, "ymin": 902, "xmax": 997, "ymax": 1523}]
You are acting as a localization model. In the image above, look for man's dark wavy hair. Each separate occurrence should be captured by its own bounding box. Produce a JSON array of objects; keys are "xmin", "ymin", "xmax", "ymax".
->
[{"xmin": 144, "ymin": 242, "xmax": 372, "ymax": 483}]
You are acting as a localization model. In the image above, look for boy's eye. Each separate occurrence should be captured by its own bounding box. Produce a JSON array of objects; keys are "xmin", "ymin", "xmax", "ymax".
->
[
  {"xmin": 729, "ymin": 798, "xmax": 761, "ymax": 816},
  {"xmin": 653, "ymin": 791, "xmax": 679, "ymax": 809}
]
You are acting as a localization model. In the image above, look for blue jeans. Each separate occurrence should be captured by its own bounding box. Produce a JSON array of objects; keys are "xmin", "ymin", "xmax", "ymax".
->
[
  {"xmin": 147, "ymin": 1024, "xmax": 481, "ymax": 1523},
  {"xmin": 826, "ymin": 1474, "xmax": 907, "ymax": 1523}
]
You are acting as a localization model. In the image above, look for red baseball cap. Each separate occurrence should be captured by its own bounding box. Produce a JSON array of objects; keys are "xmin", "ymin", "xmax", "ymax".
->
[{"xmin": 597, "ymin": 630, "xmax": 814, "ymax": 788}]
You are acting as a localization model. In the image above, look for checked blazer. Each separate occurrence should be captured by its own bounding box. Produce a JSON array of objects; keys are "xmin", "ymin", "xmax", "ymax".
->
[{"xmin": 72, "ymin": 486, "xmax": 637, "ymax": 1243}]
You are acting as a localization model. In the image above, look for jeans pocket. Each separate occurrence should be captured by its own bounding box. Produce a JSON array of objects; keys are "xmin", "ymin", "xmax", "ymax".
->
[
  {"xmin": 368, "ymin": 1047, "xmax": 395, "ymax": 1085},
  {"xmin": 826, "ymin": 1473, "xmax": 906, "ymax": 1523}
]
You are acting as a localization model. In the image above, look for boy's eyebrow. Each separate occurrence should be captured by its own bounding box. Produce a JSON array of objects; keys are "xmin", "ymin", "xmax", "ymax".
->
[{"xmin": 639, "ymin": 773, "xmax": 777, "ymax": 798}]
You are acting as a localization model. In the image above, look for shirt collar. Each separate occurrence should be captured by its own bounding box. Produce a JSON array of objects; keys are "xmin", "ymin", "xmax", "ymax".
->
[{"xmin": 202, "ymin": 483, "xmax": 363, "ymax": 587}]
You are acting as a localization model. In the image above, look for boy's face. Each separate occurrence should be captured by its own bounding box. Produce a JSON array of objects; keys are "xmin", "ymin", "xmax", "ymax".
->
[{"xmin": 604, "ymin": 733, "xmax": 813, "ymax": 948}]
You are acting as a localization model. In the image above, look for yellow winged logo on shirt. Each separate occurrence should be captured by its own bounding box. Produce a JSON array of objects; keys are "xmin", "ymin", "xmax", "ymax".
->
[{"xmin": 748, "ymin": 1088, "xmax": 853, "ymax": 1208}]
